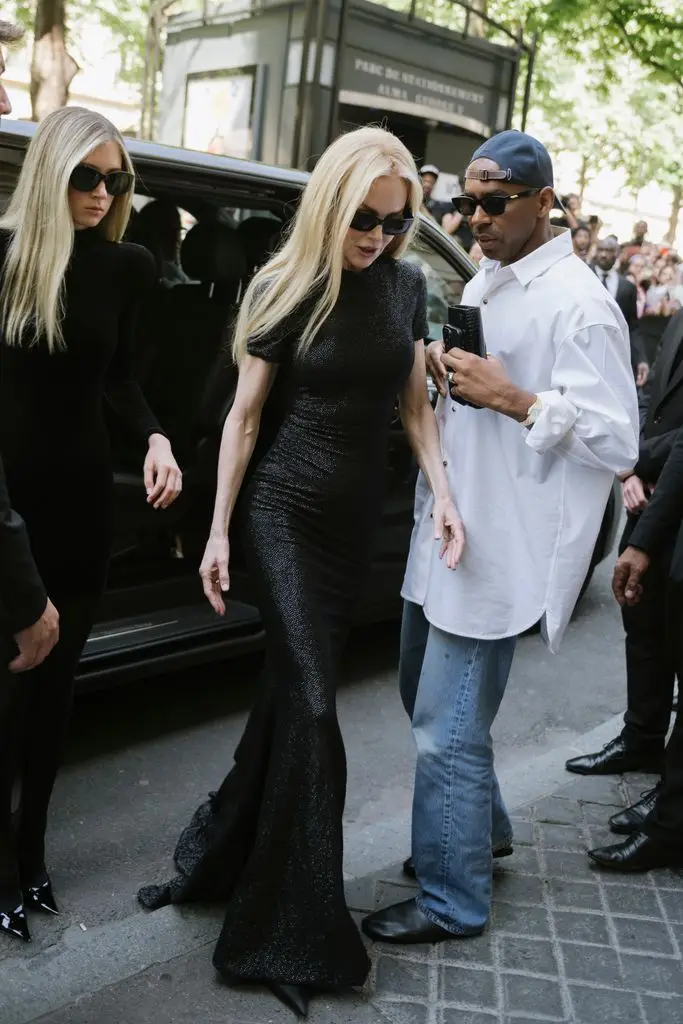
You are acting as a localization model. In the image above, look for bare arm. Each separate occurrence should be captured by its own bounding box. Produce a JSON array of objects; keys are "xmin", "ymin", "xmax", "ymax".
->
[
  {"xmin": 398, "ymin": 342, "xmax": 465, "ymax": 569},
  {"xmin": 399, "ymin": 341, "xmax": 450, "ymax": 501},
  {"xmin": 210, "ymin": 354, "xmax": 277, "ymax": 536},
  {"xmin": 200, "ymin": 354, "xmax": 277, "ymax": 612}
]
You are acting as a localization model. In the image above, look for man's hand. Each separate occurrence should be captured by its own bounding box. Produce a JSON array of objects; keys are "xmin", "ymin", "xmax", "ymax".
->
[
  {"xmin": 442, "ymin": 349, "xmax": 534, "ymax": 420},
  {"xmin": 622, "ymin": 474, "xmax": 649, "ymax": 513},
  {"xmin": 636, "ymin": 363, "xmax": 649, "ymax": 388},
  {"xmin": 10, "ymin": 599, "xmax": 59, "ymax": 673},
  {"xmin": 612, "ymin": 547, "xmax": 650, "ymax": 606},
  {"xmin": 425, "ymin": 339, "xmax": 447, "ymax": 397}
]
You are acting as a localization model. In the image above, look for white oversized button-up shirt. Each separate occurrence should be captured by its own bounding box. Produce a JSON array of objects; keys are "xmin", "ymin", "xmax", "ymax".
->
[{"xmin": 402, "ymin": 231, "xmax": 639, "ymax": 653}]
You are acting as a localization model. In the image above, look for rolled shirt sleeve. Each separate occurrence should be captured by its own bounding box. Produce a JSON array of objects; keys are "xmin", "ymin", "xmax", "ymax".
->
[{"xmin": 524, "ymin": 324, "xmax": 639, "ymax": 475}]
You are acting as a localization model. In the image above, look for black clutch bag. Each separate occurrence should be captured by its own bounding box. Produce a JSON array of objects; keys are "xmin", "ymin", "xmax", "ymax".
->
[{"xmin": 442, "ymin": 305, "xmax": 486, "ymax": 407}]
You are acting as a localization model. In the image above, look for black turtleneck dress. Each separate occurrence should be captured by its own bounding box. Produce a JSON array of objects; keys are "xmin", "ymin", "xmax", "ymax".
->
[
  {"xmin": 0, "ymin": 227, "xmax": 163, "ymax": 892},
  {"xmin": 138, "ymin": 257, "xmax": 428, "ymax": 992}
]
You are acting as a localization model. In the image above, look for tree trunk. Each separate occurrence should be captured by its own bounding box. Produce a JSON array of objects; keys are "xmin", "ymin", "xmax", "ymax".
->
[
  {"xmin": 665, "ymin": 183, "xmax": 682, "ymax": 246},
  {"xmin": 578, "ymin": 153, "xmax": 589, "ymax": 203},
  {"xmin": 469, "ymin": 0, "xmax": 488, "ymax": 38},
  {"xmin": 30, "ymin": 0, "xmax": 78, "ymax": 121}
]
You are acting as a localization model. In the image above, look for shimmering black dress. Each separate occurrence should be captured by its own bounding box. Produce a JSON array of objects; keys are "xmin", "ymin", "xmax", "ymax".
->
[{"xmin": 138, "ymin": 257, "xmax": 428, "ymax": 989}]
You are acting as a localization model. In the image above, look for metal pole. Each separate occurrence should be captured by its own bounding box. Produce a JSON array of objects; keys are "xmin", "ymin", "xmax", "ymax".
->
[
  {"xmin": 291, "ymin": 0, "xmax": 316, "ymax": 167},
  {"xmin": 301, "ymin": 0, "xmax": 329, "ymax": 165},
  {"xmin": 325, "ymin": 0, "xmax": 350, "ymax": 147},
  {"xmin": 520, "ymin": 32, "xmax": 538, "ymax": 133}
]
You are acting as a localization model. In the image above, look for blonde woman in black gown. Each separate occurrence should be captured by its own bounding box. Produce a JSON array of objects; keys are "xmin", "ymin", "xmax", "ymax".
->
[{"xmin": 139, "ymin": 126, "xmax": 464, "ymax": 1017}]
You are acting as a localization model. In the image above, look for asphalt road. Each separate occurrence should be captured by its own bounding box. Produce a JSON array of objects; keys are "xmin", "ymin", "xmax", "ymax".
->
[{"xmin": 1, "ymin": 554, "xmax": 630, "ymax": 966}]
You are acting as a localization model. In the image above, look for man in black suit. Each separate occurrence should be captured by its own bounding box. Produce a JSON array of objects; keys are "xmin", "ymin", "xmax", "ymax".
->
[
  {"xmin": 566, "ymin": 310, "xmax": 683, "ymax": 791},
  {"xmin": 593, "ymin": 237, "xmax": 648, "ymax": 387},
  {"xmin": 587, "ymin": 431, "xmax": 683, "ymax": 871}
]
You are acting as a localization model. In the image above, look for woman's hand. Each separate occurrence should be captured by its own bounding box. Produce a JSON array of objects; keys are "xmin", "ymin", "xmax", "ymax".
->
[
  {"xmin": 622, "ymin": 474, "xmax": 649, "ymax": 514},
  {"xmin": 433, "ymin": 495, "xmax": 465, "ymax": 569},
  {"xmin": 199, "ymin": 533, "xmax": 230, "ymax": 615},
  {"xmin": 425, "ymin": 339, "xmax": 448, "ymax": 397},
  {"xmin": 143, "ymin": 434, "xmax": 182, "ymax": 509}
]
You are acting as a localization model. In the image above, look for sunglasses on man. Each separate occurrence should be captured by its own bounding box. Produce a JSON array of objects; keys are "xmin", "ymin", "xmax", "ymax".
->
[
  {"xmin": 451, "ymin": 189, "xmax": 541, "ymax": 218},
  {"xmin": 69, "ymin": 163, "xmax": 134, "ymax": 197}
]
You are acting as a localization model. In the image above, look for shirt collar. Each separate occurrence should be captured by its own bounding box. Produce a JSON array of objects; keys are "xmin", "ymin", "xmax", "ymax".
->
[{"xmin": 480, "ymin": 230, "xmax": 573, "ymax": 288}]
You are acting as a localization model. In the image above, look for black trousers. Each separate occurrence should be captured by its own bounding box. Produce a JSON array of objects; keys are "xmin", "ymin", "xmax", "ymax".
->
[
  {"xmin": 643, "ymin": 586, "xmax": 683, "ymax": 849},
  {"xmin": 620, "ymin": 514, "xmax": 677, "ymax": 752},
  {"xmin": 0, "ymin": 596, "xmax": 95, "ymax": 901}
]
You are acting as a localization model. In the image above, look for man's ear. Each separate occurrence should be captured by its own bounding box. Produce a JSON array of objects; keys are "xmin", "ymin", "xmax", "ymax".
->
[{"xmin": 538, "ymin": 187, "xmax": 555, "ymax": 219}]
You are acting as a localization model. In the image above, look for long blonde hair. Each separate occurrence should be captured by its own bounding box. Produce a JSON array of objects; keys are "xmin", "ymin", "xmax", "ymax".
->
[
  {"xmin": 232, "ymin": 126, "xmax": 421, "ymax": 364},
  {"xmin": 0, "ymin": 106, "xmax": 135, "ymax": 352}
]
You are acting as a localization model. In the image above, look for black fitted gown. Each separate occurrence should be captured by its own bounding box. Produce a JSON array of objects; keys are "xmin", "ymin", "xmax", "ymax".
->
[
  {"xmin": 138, "ymin": 257, "xmax": 428, "ymax": 988},
  {"xmin": 0, "ymin": 227, "xmax": 163, "ymax": 897}
]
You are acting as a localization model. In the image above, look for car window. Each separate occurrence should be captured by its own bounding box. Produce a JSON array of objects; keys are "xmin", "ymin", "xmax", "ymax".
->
[{"xmin": 405, "ymin": 234, "xmax": 468, "ymax": 342}]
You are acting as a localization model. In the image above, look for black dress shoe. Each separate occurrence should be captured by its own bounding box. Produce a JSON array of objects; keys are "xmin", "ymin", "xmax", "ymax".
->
[
  {"xmin": 0, "ymin": 904, "xmax": 31, "ymax": 943},
  {"xmin": 362, "ymin": 897, "xmax": 481, "ymax": 944},
  {"xmin": 267, "ymin": 982, "xmax": 311, "ymax": 1018},
  {"xmin": 588, "ymin": 832, "xmax": 683, "ymax": 872},
  {"xmin": 403, "ymin": 844, "xmax": 513, "ymax": 880},
  {"xmin": 609, "ymin": 786, "xmax": 661, "ymax": 835},
  {"xmin": 565, "ymin": 736, "xmax": 664, "ymax": 776},
  {"xmin": 23, "ymin": 874, "xmax": 59, "ymax": 916}
]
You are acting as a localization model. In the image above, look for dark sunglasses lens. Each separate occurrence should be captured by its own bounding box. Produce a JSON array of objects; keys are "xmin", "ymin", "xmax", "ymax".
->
[
  {"xmin": 70, "ymin": 165, "xmax": 100, "ymax": 192},
  {"xmin": 452, "ymin": 196, "xmax": 477, "ymax": 217},
  {"xmin": 105, "ymin": 171, "xmax": 133, "ymax": 196},
  {"xmin": 350, "ymin": 211, "xmax": 379, "ymax": 232},
  {"xmin": 383, "ymin": 216, "xmax": 412, "ymax": 236},
  {"xmin": 480, "ymin": 196, "xmax": 508, "ymax": 216}
]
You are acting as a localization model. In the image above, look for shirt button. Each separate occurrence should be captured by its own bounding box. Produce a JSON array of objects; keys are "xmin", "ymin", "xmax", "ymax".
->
[
  {"xmin": 654, "ymin": 416, "xmax": 661, "ymax": 424},
  {"xmin": 443, "ymin": 459, "xmax": 448, "ymax": 467},
  {"xmin": 483, "ymin": 298, "xmax": 488, "ymax": 304}
]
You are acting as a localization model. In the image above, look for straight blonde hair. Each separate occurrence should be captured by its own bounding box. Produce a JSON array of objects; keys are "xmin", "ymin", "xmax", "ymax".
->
[
  {"xmin": 0, "ymin": 106, "xmax": 134, "ymax": 352},
  {"xmin": 232, "ymin": 126, "xmax": 422, "ymax": 364}
]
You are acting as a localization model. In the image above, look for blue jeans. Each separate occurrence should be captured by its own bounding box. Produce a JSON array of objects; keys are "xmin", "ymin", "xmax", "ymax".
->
[{"xmin": 399, "ymin": 600, "xmax": 517, "ymax": 934}]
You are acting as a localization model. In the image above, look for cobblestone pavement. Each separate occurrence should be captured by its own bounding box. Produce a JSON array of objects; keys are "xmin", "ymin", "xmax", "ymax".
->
[
  {"xmin": 356, "ymin": 772, "xmax": 683, "ymax": 1024},
  {"xmin": 23, "ymin": 770, "xmax": 683, "ymax": 1024}
]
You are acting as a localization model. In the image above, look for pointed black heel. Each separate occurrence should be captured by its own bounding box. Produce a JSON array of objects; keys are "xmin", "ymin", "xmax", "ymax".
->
[
  {"xmin": 23, "ymin": 875, "xmax": 59, "ymax": 916},
  {"xmin": 0, "ymin": 904, "xmax": 31, "ymax": 942},
  {"xmin": 268, "ymin": 982, "xmax": 311, "ymax": 1018}
]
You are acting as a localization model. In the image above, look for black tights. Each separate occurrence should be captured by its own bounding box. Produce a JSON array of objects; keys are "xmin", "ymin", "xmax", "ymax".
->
[{"xmin": 0, "ymin": 596, "xmax": 95, "ymax": 905}]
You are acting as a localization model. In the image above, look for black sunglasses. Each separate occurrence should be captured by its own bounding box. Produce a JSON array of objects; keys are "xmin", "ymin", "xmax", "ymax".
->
[
  {"xmin": 452, "ymin": 189, "xmax": 541, "ymax": 218},
  {"xmin": 69, "ymin": 164, "xmax": 134, "ymax": 197},
  {"xmin": 350, "ymin": 208, "xmax": 414, "ymax": 236}
]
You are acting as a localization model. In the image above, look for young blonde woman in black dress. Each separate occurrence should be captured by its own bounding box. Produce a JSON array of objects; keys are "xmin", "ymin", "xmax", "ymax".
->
[
  {"xmin": 0, "ymin": 107, "xmax": 182, "ymax": 943},
  {"xmin": 139, "ymin": 126, "xmax": 464, "ymax": 1016}
]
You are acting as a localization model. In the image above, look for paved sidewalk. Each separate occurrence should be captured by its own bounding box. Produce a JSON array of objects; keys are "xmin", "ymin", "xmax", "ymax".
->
[{"xmin": 22, "ymin": 769, "xmax": 682, "ymax": 1024}]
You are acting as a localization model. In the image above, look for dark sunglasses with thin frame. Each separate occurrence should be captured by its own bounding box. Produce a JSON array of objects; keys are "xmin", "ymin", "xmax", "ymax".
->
[
  {"xmin": 69, "ymin": 164, "xmax": 134, "ymax": 197},
  {"xmin": 451, "ymin": 189, "xmax": 541, "ymax": 218},
  {"xmin": 350, "ymin": 208, "xmax": 414, "ymax": 236}
]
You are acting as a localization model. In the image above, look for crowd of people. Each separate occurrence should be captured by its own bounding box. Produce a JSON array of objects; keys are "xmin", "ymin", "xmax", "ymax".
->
[{"xmin": 1, "ymin": 13, "xmax": 682, "ymax": 1020}]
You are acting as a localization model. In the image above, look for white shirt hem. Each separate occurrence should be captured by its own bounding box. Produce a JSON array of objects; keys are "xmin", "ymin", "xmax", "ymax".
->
[{"xmin": 400, "ymin": 587, "xmax": 548, "ymax": 644}]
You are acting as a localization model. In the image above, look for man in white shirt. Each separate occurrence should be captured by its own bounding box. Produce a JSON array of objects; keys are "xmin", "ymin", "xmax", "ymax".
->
[
  {"xmin": 593, "ymin": 237, "xmax": 648, "ymax": 388},
  {"xmin": 362, "ymin": 130, "xmax": 639, "ymax": 945}
]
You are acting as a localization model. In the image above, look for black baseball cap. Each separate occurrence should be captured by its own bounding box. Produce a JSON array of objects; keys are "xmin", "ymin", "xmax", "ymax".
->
[{"xmin": 467, "ymin": 130, "xmax": 554, "ymax": 190}]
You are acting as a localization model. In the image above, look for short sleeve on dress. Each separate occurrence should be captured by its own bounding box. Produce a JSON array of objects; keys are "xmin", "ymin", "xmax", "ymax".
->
[
  {"xmin": 246, "ymin": 322, "xmax": 292, "ymax": 364},
  {"xmin": 412, "ymin": 268, "xmax": 429, "ymax": 341}
]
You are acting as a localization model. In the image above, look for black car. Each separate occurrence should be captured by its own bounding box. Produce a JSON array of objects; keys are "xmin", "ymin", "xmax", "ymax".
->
[{"xmin": 0, "ymin": 122, "xmax": 620, "ymax": 690}]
